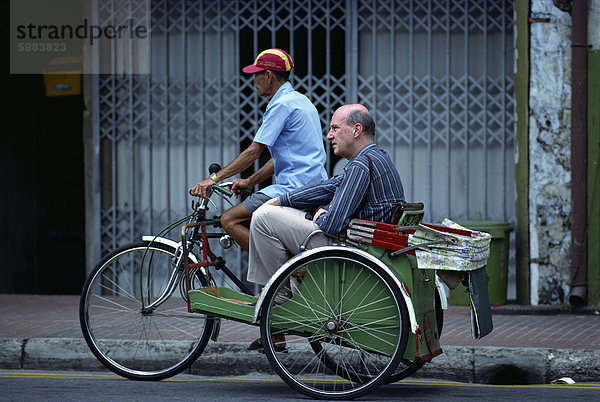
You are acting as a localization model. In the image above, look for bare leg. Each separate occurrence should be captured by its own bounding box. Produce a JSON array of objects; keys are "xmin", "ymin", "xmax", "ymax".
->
[{"xmin": 221, "ymin": 203, "xmax": 253, "ymax": 251}]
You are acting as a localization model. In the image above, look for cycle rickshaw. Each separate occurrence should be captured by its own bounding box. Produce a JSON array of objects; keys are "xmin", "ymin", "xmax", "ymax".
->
[{"xmin": 80, "ymin": 168, "xmax": 493, "ymax": 400}]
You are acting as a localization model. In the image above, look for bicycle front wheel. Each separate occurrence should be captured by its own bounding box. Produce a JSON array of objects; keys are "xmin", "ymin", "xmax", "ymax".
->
[{"xmin": 80, "ymin": 241, "xmax": 215, "ymax": 380}]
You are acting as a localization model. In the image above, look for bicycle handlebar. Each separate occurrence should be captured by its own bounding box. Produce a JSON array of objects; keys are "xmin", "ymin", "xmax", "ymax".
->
[
  {"xmin": 215, "ymin": 183, "xmax": 252, "ymax": 197},
  {"xmin": 237, "ymin": 187, "xmax": 253, "ymax": 195},
  {"xmin": 188, "ymin": 181, "xmax": 252, "ymax": 200},
  {"xmin": 212, "ymin": 184, "xmax": 233, "ymax": 197}
]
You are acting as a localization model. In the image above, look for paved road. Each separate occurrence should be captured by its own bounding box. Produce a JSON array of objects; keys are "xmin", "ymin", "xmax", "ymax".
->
[{"xmin": 2, "ymin": 370, "xmax": 600, "ymax": 401}]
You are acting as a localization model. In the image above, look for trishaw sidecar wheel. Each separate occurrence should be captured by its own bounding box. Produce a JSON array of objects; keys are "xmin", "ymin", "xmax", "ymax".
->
[
  {"xmin": 80, "ymin": 241, "xmax": 215, "ymax": 381},
  {"xmin": 259, "ymin": 247, "xmax": 409, "ymax": 400}
]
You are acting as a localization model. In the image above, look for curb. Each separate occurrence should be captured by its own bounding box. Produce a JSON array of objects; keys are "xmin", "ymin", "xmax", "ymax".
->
[
  {"xmin": 1, "ymin": 338, "xmax": 598, "ymax": 384},
  {"xmin": 490, "ymin": 304, "xmax": 600, "ymax": 316},
  {"xmin": 417, "ymin": 345, "xmax": 600, "ymax": 384}
]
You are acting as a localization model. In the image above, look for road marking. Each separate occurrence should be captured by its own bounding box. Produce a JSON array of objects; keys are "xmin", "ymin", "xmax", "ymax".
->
[
  {"xmin": 0, "ymin": 372, "xmax": 119, "ymax": 380},
  {"xmin": 390, "ymin": 379, "xmax": 600, "ymax": 390},
  {"xmin": 1, "ymin": 372, "xmax": 599, "ymax": 390}
]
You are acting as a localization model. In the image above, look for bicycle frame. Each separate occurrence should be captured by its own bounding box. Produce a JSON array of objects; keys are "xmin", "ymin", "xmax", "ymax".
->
[
  {"xmin": 179, "ymin": 187, "xmax": 254, "ymax": 303},
  {"xmin": 138, "ymin": 196, "xmax": 217, "ymax": 311},
  {"xmin": 135, "ymin": 183, "xmax": 255, "ymax": 315}
]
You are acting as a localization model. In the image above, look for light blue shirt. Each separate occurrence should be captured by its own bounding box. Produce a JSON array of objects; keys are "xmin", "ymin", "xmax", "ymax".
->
[{"xmin": 253, "ymin": 82, "xmax": 327, "ymax": 198}]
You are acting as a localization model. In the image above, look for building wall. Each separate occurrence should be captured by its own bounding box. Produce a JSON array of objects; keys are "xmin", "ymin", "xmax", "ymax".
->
[
  {"xmin": 528, "ymin": 0, "xmax": 600, "ymax": 305},
  {"xmin": 528, "ymin": 0, "xmax": 572, "ymax": 304},
  {"xmin": 591, "ymin": 1, "xmax": 600, "ymax": 47}
]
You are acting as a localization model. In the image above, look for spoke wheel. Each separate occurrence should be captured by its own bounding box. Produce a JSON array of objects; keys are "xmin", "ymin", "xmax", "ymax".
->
[
  {"xmin": 309, "ymin": 341, "xmax": 425, "ymax": 385},
  {"xmin": 80, "ymin": 241, "xmax": 215, "ymax": 380},
  {"xmin": 259, "ymin": 247, "xmax": 408, "ymax": 400}
]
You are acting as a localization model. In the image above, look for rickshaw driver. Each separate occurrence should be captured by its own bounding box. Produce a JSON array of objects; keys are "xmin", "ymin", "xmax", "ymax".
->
[
  {"xmin": 245, "ymin": 104, "xmax": 406, "ymax": 351},
  {"xmin": 191, "ymin": 48, "xmax": 327, "ymax": 251}
]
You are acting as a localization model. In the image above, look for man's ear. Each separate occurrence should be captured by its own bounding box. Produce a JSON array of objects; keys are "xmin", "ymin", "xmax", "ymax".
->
[{"xmin": 353, "ymin": 123, "xmax": 363, "ymax": 138}]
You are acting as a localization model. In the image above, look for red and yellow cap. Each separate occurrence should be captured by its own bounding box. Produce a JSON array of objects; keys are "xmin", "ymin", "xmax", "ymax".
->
[{"xmin": 242, "ymin": 48, "xmax": 294, "ymax": 73}]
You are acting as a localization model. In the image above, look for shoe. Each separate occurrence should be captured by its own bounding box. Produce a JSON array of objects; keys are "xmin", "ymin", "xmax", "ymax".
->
[
  {"xmin": 253, "ymin": 287, "xmax": 292, "ymax": 306},
  {"xmin": 247, "ymin": 336, "xmax": 287, "ymax": 353},
  {"xmin": 246, "ymin": 338, "xmax": 263, "ymax": 351},
  {"xmin": 273, "ymin": 287, "xmax": 293, "ymax": 305}
]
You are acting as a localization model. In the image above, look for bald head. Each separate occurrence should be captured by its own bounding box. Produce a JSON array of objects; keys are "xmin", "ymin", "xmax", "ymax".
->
[
  {"xmin": 336, "ymin": 104, "xmax": 369, "ymax": 114},
  {"xmin": 327, "ymin": 104, "xmax": 376, "ymax": 159},
  {"xmin": 337, "ymin": 104, "xmax": 375, "ymax": 139}
]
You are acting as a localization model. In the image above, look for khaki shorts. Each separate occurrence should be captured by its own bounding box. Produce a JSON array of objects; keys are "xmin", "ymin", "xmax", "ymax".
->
[{"xmin": 242, "ymin": 191, "xmax": 272, "ymax": 213}]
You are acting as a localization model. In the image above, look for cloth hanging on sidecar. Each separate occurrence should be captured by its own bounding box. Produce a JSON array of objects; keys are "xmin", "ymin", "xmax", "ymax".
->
[
  {"xmin": 408, "ymin": 218, "xmax": 491, "ymax": 271},
  {"xmin": 466, "ymin": 266, "xmax": 494, "ymax": 339}
]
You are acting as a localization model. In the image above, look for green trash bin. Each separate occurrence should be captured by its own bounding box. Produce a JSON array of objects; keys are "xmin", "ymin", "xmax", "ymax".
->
[{"xmin": 449, "ymin": 217, "xmax": 513, "ymax": 306}]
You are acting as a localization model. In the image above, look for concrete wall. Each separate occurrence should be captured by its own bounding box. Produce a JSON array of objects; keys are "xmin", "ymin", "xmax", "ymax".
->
[
  {"xmin": 528, "ymin": 0, "xmax": 573, "ymax": 304},
  {"xmin": 528, "ymin": 0, "xmax": 600, "ymax": 304}
]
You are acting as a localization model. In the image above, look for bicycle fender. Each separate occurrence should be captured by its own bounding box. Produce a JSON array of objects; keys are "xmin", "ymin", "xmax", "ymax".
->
[
  {"xmin": 435, "ymin": 275, "xmax": 449, "ymax": 310},
  {"xmin": 252, "ymin": 245, "xmax": 419, "ymax": 334},
  {"xmin": 141, "ymin": 236, "xmax": 200, "ymax": 264}
]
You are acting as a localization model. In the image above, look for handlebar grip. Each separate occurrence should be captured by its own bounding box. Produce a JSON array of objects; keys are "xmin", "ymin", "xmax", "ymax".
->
[{"xmin": 212, "ymin": 184, "xmax": 233, "ymax": 197}]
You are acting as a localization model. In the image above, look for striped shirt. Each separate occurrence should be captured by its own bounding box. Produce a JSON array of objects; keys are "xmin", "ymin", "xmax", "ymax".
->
[{"xmin": 278, "ymin": 143, "xmax": 405, "ymax": 235}]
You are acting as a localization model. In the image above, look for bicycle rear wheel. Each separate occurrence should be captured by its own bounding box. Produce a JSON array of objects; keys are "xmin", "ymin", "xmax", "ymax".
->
[{"xmin": 80, "ymin": 241, "xmax": 214, "ymax": 380}]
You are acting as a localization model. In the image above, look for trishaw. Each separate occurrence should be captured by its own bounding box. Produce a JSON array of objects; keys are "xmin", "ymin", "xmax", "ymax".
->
[{"xmin": 80, "ymin": 167, "xmax": 493, "ymax": 400}]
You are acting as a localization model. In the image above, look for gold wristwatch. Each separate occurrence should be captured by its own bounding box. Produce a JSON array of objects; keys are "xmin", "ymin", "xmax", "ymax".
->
[{"xmin": 209, "ymin": 172, "xmax": 219, "ymax": 183}]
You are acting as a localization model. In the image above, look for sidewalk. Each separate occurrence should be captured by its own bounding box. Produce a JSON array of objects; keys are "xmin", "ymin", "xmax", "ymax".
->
[{"xmin": 1, "ymin": 294, "xmax": 599, "ymax": 383}]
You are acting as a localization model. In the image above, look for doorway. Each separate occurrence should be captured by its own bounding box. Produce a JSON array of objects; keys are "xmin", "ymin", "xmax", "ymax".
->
[{"xmin": 0, "ymin": 72, "xmax": 85, "ymax": 294}]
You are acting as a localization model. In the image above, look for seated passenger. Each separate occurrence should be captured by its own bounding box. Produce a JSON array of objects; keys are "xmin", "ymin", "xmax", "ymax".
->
[{"xmin": 246, "ymin": 104, "xmax": 405, "ymax": 351}]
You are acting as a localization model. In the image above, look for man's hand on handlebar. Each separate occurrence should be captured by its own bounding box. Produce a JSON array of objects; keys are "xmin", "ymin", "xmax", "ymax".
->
[
  {"xmin": 191, "ymin": 162, "xmax": 252, "ymax": 199},
  {"xmin": 231, "ymin": 178, "xmax": 252, "ymax": 198},
  {"xmin": 191, "ymin": 178, "xmax": 215, "ymax": 199}
]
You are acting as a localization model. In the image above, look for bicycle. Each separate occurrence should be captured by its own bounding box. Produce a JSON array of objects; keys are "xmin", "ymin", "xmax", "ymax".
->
[
  {"xmin": 81, "ymin": 164, "xmax": 490, "ymax": 400},
  {"xmin": 79, "ymin": 164, "xmax": 253, "ymax": 381}
]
